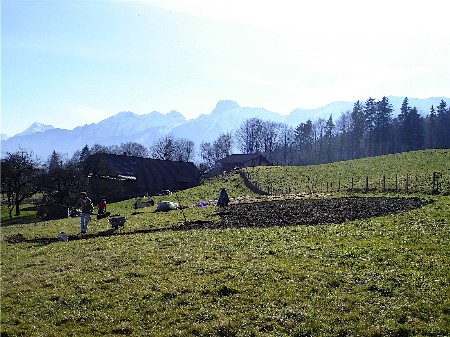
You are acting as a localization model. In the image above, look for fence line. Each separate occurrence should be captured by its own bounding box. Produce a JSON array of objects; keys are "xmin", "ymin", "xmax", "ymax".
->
[{"xmin": 242, "ymin": 170, "xmax": 450, "ymax": 196}]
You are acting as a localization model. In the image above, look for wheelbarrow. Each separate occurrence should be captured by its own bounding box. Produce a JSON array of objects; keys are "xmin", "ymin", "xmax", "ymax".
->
[{"xmin": 108, "ymin": 216, "xmax": 126, "ymax": 230}]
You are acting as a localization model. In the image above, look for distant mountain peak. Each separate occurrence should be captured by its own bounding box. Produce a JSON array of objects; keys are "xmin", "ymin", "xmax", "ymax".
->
[
  {"xmin": 117, "ymin": 111, "xmax": 136, "ymax": 116},
  {"xmin": 212, "ymin": 100, "xmax": 240, "ymax": 114},
  {"xmin": 16, "ymin": 122, "xmax": 55, "ymax": 137},
  {"xmin": 167, "ymin": 110, "xmax": 185, "ymax": 119}
]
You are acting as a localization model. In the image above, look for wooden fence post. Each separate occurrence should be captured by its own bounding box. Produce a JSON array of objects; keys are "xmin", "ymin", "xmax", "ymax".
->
[
  {"xmin": 365, "ymin": 176, "xmax": 369, "ymax": 193},
  {"xmin": 383, "ymin": 175, "xmax": 386, "ymax": 192},
  {"xmin": 432, "ymin": 172, "xmax": 439, "ymax": 194},
  {"xmin": 395, "ymin": 174, "xmax": 398, "ymax": 192}
]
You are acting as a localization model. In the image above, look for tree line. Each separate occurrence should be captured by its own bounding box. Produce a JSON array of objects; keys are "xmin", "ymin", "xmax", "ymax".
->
[
  {"xmin": 65, "ymin": 96, "xmax": 450, "ymax": 168},
  {"xmin": 242, "ymin": 97, "xmax": 449, "ymax": 166},
  {"xmin": 1, "ymin": 97, "xmax": 448, "ymax": 216}
]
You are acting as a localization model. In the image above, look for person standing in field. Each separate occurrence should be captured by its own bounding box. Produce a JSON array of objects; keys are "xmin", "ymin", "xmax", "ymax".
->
[
  {"xmin": 217, "ymin": 188, "xmax": 230, "ymax": 208},
  {"xmin": 77, "ymin": 192, "xmax": 94, "ymax": 234}
]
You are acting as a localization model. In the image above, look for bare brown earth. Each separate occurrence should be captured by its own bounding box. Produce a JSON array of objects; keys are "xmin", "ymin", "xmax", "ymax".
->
[{"xmin": 179, "ymin": 196, "xmax": 433, "ymax": 230}]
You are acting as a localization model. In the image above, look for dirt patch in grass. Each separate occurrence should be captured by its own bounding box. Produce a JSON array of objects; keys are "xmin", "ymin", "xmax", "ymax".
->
[{"xmin": 178, "ymin": 196, "xmax": 433, "ymax": 230}]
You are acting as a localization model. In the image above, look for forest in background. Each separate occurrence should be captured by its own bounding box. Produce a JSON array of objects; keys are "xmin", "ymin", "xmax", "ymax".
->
[{"xmin": 240, "ymin": 97, "xmax": 450, "ymax": 167}]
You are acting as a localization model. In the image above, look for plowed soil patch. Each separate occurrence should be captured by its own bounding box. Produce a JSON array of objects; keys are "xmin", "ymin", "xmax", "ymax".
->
[{"xmin": 179, "ymin": 196, "xmax": 432, "ymax": 230}]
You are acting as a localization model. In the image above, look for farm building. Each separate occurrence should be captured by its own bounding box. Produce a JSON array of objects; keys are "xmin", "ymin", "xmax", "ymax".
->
[
  {"xmin": 85, "ymin": 153, "xmax": 200, "ymax": 201},
  {"xmin": 219, "ymin": 154, "xmax": 271, "ymax": 171},
  {"xmin": 206, "ymin": 153, "xmax": 271, "ymax": 177}
]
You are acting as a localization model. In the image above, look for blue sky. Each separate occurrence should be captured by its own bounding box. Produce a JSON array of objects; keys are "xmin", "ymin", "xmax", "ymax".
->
[{"xmin": 2, "ymin": 0, "xmax": 449, "ymax": 137}]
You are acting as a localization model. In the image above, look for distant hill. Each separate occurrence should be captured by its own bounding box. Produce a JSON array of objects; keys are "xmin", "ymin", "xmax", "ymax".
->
[{"xmin": 1, "ymin": 96, "xmax": 448, "ymax": 160}]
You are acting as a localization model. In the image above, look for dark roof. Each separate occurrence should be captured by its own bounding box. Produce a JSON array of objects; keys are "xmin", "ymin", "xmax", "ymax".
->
[
  {"xmin": 219, "ymin": 153, "xmax": 269, "ymax": 165},
  {"xmin": 135, "ymin": 156, "xmax": 199, "ymax": 189},
  {"xmin": 97, "ymin": 154, "xmax": 138, "ymax": 178},
  {"xmin": 87, "ymin": 153, "xmax": 200, "ymax": 191}
]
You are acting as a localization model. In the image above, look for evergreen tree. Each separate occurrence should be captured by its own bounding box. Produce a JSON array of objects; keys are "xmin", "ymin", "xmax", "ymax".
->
[
  {"xmin": 398, "ymin": 97, "xmax": 411, "ymax": 151},
  {"xmin": 324, "ymin": 115, "xmax": 335, "ymax": 162},
  {"xmin": 363, "ymin": 97, "xmax": 377, "ymax": 156},
  {"xmin": 350, "ymin": 101, "xmax": 365, "ymax": 159},
  {"xmin": 425, "ymin": 105, "xmax": 438, "ymax": 148},
  {"xmin": 79, "ymin": 145, "xmax": 91, "ymax": 164},
  {"xmin": 48, "ymin": 150, "xmax": 63, "ymax": 171},
  {"xmin": 398, "ymin": 97, "xmax": 424, "ymax": 151},
  {"xmin": 43, "ymin": 151, "xmax": 80, "ymax": 204},
  {"xmin": 408, "ymin": 107, "xmax": 424, "ymax": 150},
  {"xmin": 294, "ymin": 119, "xmax": 314, "ymax": 165},
  {"xmin": 436, "ymin": 100, "xmax": 450, "ymax": 148},
  {"xmin": 374, "ymin": 96, "xmax": 393, "ymax": 155}
]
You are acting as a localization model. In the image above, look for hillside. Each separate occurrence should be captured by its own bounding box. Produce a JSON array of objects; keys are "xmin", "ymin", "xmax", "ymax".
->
[
  {"xmin": 245, "ymin": 149, "xmax": 450, "ymax": 195},
  {"xmin": 1, "ymin": 150, "xmax": 449, "ymax": 336}
]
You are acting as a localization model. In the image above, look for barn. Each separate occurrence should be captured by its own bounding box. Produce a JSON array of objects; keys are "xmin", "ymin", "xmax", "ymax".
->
[
  {"xmin": 86, "ymin": 153, "xmax": 200, "ymax": 201},
  {"xmin": 219, "ymin": 153, "xmax": 271, "ymax": 171},
  {"xmin": 205, "ymin": 153, "xmax": 271, "ymax": 177}
]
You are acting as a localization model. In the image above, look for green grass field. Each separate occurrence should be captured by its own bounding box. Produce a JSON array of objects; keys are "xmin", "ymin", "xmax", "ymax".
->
[
  {"xmin": 1, "ymin": 150, "xmax": 449, "ymax": 336},
  {"xmin": 245, "ymin": 149, "xmax": 450, "ymax": 195}
]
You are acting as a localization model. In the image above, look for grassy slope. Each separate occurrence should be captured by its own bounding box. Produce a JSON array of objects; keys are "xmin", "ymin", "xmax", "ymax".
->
[
  {"xmin": 246, "ymin": 149, "xmax": 450, "ymax": 194},
  {"xmin": 1, "ymin": 150, "xmax": 449, "ymax": 336}
]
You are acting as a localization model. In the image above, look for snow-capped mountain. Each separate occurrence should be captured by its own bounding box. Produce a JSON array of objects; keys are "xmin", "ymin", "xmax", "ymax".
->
[
  {"xmin": 172, "ymin": 100, "xmax": 287, "ymax": 146},
  {"xmin": 15, "ymin": 122, "xmax": 55, "ymax": 137},
  {"xmin": 1, "ymin": 97, "xmax": 448, "ymax": 160},
  {"xmin": 73, "ymin": 110, "xmax": 186, "ymax": 137}
]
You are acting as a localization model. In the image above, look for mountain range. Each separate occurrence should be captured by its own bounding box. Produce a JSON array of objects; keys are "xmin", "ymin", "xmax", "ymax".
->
[{"xmin": 1, "ymin": 96, "xmax": 448, "ymax": 161}]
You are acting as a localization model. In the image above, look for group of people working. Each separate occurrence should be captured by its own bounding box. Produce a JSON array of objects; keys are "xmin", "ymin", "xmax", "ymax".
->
[
  {"xmin": 76, "ymin": 188, "xmax": 229, "ymax": 235},
  {"xmin": 76, "ymin": 192, "xmax": 107, "ymax": 234}
]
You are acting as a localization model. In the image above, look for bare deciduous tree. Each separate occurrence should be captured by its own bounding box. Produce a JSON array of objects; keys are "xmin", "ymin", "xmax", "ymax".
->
[
  {"xmin": 1, "ymin": 149, "xmax": 43, "ymax": 217},
  {"xmin": 117, "ymin": 142, "xmax": 149, "ymax": 157},
  {"xmin": 235, "ymin": 118, "xmax": 264, "ymax": 154},
  {"xmin": 200, "ymin": 133, "xmax": 233, "ymax": 169},
  {"xmin": 174, "ymin": 138, "xmax": 195, "ymax": 162},
  {"xmin": 150, "ymin": 135, "xmax": 195, "ymax": 162}
]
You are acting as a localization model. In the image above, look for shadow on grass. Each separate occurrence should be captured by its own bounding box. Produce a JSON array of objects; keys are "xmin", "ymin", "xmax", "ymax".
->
[
  {"xmin": 1, "ymin": 215, "xmax": 40, "ymax": 227},
  {"xmin": 4, "ymin": 220, "xmax": 218, "ymax": 245}
]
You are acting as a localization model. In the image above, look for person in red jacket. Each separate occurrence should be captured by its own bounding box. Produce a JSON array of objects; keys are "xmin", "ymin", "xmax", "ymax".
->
[{"xmin": 98, "ymin": 198, "xmax": 107, "ymax": 215}]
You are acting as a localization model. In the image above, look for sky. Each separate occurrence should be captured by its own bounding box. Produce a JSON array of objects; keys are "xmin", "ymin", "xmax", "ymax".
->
[{"xmin": 2, "ymin": 0, "xmax": 449, "ymax": 137}]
